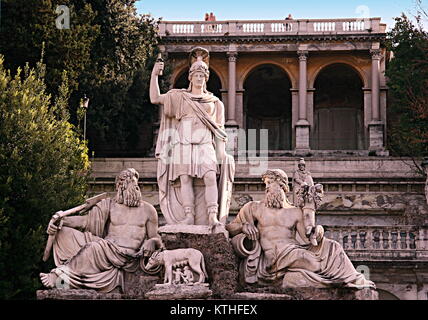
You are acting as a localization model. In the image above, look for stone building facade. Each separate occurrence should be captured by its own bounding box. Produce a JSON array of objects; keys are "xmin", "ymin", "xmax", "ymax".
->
[{"xmin": 89, "ymin": 17, "xmax": 428, "ymax": 299}]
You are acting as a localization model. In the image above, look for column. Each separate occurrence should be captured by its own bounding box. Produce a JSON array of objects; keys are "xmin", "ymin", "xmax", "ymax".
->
[
  {"xmin": 368, "ymin": 48, "xmax": 385, "ymax": 152},
  {"xmin": 370, "ymin": 48, "xmax": 381, "ymax": 121},
  {"xmin": 226, "ymin": 51, "xmax": 238, "ymax": 126},
  {"xmin": 295, "ymin": 50, "xmax": 310, "ymax": 152},
  {"xmin": 298, "ymin": 50, "xmax": 308, "ymax": 122}
]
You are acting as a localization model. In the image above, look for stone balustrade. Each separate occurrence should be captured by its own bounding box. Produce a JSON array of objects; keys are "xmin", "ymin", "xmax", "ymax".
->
[
  {"xmin": 159, "ymin": 18, "xmax": 385, "ymax": 37},
  {"xmin": 324, "ymin": 226, "xmax": 428, "ymax": 260}
]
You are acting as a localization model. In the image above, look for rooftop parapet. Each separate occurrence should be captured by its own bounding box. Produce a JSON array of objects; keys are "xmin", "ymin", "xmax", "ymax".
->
[{"xmin": 158, "ymin": 17, "xmax": 386, "ymax": 37}]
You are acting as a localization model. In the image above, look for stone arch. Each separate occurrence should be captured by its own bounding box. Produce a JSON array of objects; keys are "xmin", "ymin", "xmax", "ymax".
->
[
  {"xmin": 311, "ymin": 63, "xmax": 365, "ymax": 150},
  {"xmin": 173, "ymin": 66, "xmax": 223, "ymax": 99},
  {"xmin": 239, "ymin": 60, "xmax": 297, "ymax": 90},
  {"xmin": 309, "ymin": 60, "xmax": 368, "ymax": 89},
  {"xmin": 243, "ymin": 63, "xmax": 293, "ymax": 150}
]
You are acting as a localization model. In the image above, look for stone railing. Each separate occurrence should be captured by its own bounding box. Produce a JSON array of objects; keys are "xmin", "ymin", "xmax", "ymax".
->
[
  {"xmin": 324, "ymin": 226, "xmax": 428, "ymax": 260},
  {"xmin": 158, "ymin": 18, "xmax": 385, "ymax": 37}
]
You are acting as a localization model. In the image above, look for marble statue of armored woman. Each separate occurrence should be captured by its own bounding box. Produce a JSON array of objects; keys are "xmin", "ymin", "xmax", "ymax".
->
[{"xmin": 150, "ymin": 47, "xmax": 235, "ymax": 228}]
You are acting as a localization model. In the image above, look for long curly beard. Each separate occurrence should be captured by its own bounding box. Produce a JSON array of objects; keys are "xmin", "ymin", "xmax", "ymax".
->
[
  {"xmin": 116, "ymin": 180, "xmax": 142, "ymax": 207},
  {"xmin": 264, "ymin": 184, "xmax": 288, "ymax": 209}
]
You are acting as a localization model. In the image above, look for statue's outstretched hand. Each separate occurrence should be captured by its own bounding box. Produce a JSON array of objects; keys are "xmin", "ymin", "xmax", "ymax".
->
[{"xmin": 242, "ymin": 222, "xmax": 259, "ymax": 241}]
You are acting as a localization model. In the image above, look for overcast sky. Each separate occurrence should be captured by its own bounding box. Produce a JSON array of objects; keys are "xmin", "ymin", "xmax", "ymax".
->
[{"xmin": 136, "ymin": 0, "xmax": 427, "ymax": 30}]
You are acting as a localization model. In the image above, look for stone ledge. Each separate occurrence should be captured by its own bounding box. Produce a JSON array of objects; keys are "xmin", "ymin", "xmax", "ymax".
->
[
  {"xmin": 145, "ymin": 283, "xmax": 212, "ymax": 300},
  {"xmin": 37, "ymin": 289, "xmax": 125, "ymax": 300},
  {"xmin": 231, "ymin": 292, "xmax": 293, "ymax": 300},
  {"xmin": 36, "ymin": 287, "xmax": 378, "ymax": 300},
  {"xmin": 238, "ymin": 286, "xmax": 378, "ymax": 300},
  {"xmin": 159, "ymin": 224, "xmax": 229, "ymax": 238}
]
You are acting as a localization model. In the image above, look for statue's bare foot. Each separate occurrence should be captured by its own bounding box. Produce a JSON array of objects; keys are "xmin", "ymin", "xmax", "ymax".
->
[
  {"xmin": 179, "ymin": 215, "xmax": 194, "ymax": 225},
  {"xmin": 40, "ymin": 272, "xmax": 58, "ymax": 289}
]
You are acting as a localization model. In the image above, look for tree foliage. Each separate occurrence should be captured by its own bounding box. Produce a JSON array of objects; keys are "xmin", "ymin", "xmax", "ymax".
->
[
  {"xmin": 385, "ymin": 14, "xmax": 428, "ymax": 158},
  {"xmin": 0, "ymin": 57, "xmax": 90, "ymax": 299},
  {"xmin": 0, "ymin": 0, "xmax": 166, "ymax": 156}
]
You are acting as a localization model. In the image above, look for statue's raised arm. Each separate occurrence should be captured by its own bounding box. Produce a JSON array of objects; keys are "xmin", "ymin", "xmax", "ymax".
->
[{"xmin": 150, "ymin": 56, "xmax": 167, "ymax": 105}]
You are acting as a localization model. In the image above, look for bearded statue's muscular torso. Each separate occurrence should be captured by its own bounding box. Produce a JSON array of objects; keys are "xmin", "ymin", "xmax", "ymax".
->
[{"xmin": 105, "ymin": 202, "xmax": 157, "ymax": 253}]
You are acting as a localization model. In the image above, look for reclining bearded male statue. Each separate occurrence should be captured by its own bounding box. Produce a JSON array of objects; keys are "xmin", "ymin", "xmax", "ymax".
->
[
  {"xmin": 39, "ymin": 168, "xmax": 162, "ymax": 293},
  {"xmin": 226, "ymin": 169, "xmax": 375, "ymax": 289}
]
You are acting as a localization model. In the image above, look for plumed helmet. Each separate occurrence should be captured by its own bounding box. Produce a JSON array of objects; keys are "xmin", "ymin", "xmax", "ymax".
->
[{"xmin": 188, "ymin": 47, "xmax": 210, "ymax": 81}]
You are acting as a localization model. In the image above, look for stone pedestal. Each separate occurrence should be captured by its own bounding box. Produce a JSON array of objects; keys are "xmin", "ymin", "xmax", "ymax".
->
[
  {"xmin": 295, "ymin": 120, "xmax": 310, "ymax": 153},
  {"xmin": 145, "ymin": 283, "xmax": 212, "ymax": 300},
  {"xmin": 159, "ymin": 225, "xmax": 239, "ymax": 298},
  {"xmin": 368, "ymin": 121, "xmax": 385, "ymax": 152},
  {"xmin": 235, "ymin": 287, "xmax": 378, "ymax": 300},
  {"xmin": 36, "ymin": 273, "xmax": 160, "ymax": 300}
]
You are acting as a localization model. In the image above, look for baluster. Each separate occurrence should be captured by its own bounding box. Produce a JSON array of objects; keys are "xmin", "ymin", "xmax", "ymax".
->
[
  {"xmin": 387, "ymin": 230, "xmax": 392, "ymax": 249},
  {"xmin": 356, "ymin": 230, "xmax": 361, "ymax": 249},
  {"xmin": 397, "ymin": 231, "xmax": 402, "ymax": 249},
  {"xmin": 338, "ymin": 229, "xmax": 343, "ymax": 247}
]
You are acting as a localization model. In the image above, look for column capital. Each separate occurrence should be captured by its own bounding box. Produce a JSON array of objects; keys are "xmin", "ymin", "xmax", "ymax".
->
[
  {"xmin": 227, "ymin": 51, "xmax": 238, "ymax": 62},
  {"xmin": 297, "ymin": 50, "xmax": 308, "ymax": 61},
  {"xmin": 370, "ymin": 49, "xmax": 382, "ymax": 60}
]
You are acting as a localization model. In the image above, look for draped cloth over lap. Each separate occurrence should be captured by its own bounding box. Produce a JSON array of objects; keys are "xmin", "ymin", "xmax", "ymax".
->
[
  {"xmin": 52, "ymin": 199, "xmax": 139, "ymax": 293},
  {"xmin": 155, "ymin": 89, "xmax": 235, "ymax": 225},
  {"xmin": 229, "ymin": 201, "xmax": 375, "ymax": 289}
]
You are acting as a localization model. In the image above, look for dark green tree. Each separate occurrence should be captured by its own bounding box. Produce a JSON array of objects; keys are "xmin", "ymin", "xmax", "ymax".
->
[
  {"xmin": 0, "ymin": 0, "xmax": 165, "ymax": 156},
  {"xmin": 0, "ymin": 57, "xmax": 90, "ymax": 299},
  {"xmin": 78, "ymin": 0, "xmax": 165, "ymax": 156},
  {"xmin": 0, "ymin": 0, "xmax": 100, "ymax": 96},
  {"xmin": 385, "ymin": 14, "xmax": 428, "ymax": 161}
]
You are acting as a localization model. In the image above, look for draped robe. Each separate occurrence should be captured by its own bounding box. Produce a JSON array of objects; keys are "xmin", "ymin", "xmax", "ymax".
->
[
  {"xmin": 155, "ymin": 89, "xmax": 235, "ymax": 225},
  {"xmin": 228, "ymin": 201, "xmax": 375, "ymax": 289},
  {"xmin": 51, "ymin": 199, "xmax": 141, "ymax": 293}
]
